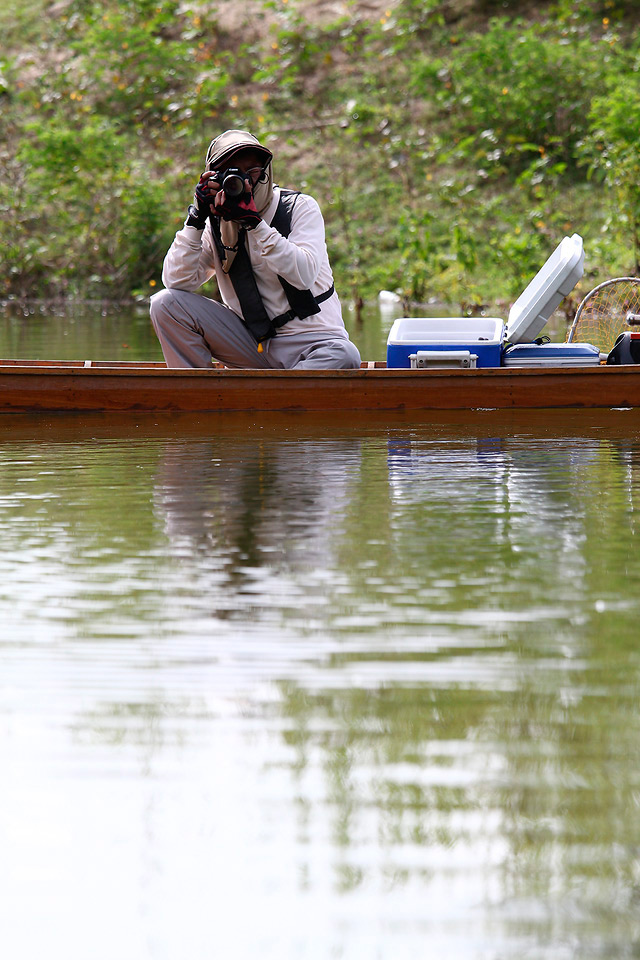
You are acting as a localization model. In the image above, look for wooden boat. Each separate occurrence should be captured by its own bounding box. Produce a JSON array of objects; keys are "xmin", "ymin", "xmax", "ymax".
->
[
  {"xmin": 1, "ymin": 358, "xmax": 640, "ymax": 413},
  {"xmin": 6, "ymin": 235, "xmax": 638, "ymax": 415}
]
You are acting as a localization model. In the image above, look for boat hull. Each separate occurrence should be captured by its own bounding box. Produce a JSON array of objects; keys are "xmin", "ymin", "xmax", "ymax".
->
[{"xmin": 1, "ymin": 361, "xmax": 640, "ymax": 413}]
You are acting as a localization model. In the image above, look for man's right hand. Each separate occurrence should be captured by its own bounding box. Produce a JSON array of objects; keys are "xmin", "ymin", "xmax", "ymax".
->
[{"xmin": 186, "ymin": 172, "xmax": 221, "ymax": 228}]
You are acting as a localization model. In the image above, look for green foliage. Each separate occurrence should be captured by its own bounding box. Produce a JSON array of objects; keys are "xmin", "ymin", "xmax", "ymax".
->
[
  {"xmin": 2, "ymin": 0, "xmax": 640, "ymax": 305},
  {"xmin": 7, "ymin": 112, "xmax": 178, "ymax": 297},
  {"xmin": 62, "ymin": 0, "xmax": 229, "ymax": 131},
  {"xmin": 412, "ymin": 19, "xmax": 610, "ymax": 176},
  {"xmin": 0, "ymin": 0, "xmax": 50, "ymax": 45},
  {"xmin": 2, "ymin": 0, "xmax": 232, "ymax": 297},
  {"xmin": 578, "ymin": 61, "xmax": 640, "ymax": 271}
]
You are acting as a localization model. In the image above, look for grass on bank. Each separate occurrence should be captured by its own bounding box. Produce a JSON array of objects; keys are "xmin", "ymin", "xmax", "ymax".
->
[{"xmin": 1, "ymin": 0, "xmax": 639, "ymax": 310}]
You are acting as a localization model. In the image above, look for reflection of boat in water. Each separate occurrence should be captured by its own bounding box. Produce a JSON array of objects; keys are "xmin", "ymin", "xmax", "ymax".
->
[
  {"xmin": 2, "ymin": 358, "xmax": 640, "ymax": 413},
  {"xmin": 0, "ymin": 406, "xmax": 637, "ymax": 443},
  {"xmin": 387, "ymin": 431, "xmax": 606, "ymax": 559}
]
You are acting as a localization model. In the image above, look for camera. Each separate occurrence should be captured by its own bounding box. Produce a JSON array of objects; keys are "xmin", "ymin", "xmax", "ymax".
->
[{"xmin": 221, "ymin": 168, "xmax": 247, "ymax": 200}]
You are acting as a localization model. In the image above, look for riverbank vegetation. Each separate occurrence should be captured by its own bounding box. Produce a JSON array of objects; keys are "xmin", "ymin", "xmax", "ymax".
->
[{"xmin": 1, "ymin": 0, "xmax": 639, "ymax": 309}]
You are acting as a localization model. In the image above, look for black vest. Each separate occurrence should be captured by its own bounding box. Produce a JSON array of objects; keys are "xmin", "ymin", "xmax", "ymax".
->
[{"xmin": 210, "ymin": 189, "xmax": 335, "ymax": 343}]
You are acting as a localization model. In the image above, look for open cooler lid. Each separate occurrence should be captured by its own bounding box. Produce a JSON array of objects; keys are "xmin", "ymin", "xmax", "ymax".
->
[{"xmin": 505, "ymin": 234, "xmax": 584, "ymax": 344}]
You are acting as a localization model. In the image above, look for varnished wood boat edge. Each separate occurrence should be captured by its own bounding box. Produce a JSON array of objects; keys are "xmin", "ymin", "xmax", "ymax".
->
[{"xmin": 1, "ymin": 360, "xmax": 640, "ymax": 412}]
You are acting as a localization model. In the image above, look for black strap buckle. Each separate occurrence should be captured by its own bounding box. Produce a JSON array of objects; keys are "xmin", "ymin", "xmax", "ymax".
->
[{"xmin": 271, "ymin": 284, "xmax": 335, "ymax": 330}]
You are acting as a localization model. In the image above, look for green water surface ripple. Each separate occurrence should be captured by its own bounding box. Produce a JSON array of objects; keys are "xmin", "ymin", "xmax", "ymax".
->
[{"xmin": 1, "ymin": 409, "xmax": 639, "ymax": 959}]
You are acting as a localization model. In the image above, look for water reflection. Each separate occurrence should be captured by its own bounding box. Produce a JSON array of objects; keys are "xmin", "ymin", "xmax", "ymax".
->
[
  {"xmin": 0, "ymin": 301, "xmax": 164, "ymax": 362},
  {"xmin": 2, "ymin": 411, "xmax": 640, "ymax": 958},
  {"xmin": 154, "ymin": 436, "xmax": 363, "ymax": 577}
]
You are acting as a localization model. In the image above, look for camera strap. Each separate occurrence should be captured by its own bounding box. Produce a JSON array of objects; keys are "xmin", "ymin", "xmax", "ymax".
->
[
  {"xmin": 210, "ymin": 189, "xmax": 335, "ymax": 342},
  {"xmin": 222, "ymin": 228, "xmax": 274, "ymax": 342}
]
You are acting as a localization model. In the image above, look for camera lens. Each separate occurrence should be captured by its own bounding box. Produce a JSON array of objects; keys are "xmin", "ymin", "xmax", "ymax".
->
[{"xmin": 222, "ymin": 170, "xmax": 245, "ymax": 198}]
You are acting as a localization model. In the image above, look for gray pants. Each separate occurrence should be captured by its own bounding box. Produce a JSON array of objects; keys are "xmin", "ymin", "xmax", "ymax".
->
[{"xmin": 150, "ymin": 288, "xmax": 361, "ymax": 369}]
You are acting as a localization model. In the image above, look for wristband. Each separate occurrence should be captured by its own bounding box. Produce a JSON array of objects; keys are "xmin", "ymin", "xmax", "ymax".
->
[{"xmin": 186, "ymin": 204, "xmax": 207, "ymax": 229}]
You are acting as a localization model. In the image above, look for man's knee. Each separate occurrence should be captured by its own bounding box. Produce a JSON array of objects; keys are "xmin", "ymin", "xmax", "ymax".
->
[
  {"xmin": 337, "ymin": 340, "xmax": 362, "ymax": 369},
  {"xmin": 150, "ymin": 288, "xmax": 185, "ymax": 326},
  {"xmin": 294, "ymin": 338, "xmax": 361, "ymax": 370},
  {"xmin": 150, "ymin": 288, "xmax": 206, "ymax": 338},
  {"xmin": 319, "ymin": 339, "xmax": 361, "ymax": 369},
  {"xmin": 150, "ymin": 288, "xmax": 174, "ymax": 329}
]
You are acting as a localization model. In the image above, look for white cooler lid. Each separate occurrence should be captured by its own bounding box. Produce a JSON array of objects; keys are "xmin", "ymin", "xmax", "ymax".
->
[{"xmin": 506, "ymin": 234, "xmax": 584, "ymax": 344}]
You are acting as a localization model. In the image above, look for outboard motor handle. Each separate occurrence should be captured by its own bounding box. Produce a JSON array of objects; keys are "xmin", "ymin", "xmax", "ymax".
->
[{"xmin": 607, "ymin": 330, "xmax": 640, "ymax": 364}]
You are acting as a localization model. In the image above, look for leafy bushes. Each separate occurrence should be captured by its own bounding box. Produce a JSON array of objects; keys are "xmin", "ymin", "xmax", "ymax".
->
[
  {"xmin": 2, "ymin": 0, "xmax": 229, "ymax": 297},
  {"xmin": 412, "ymin": 19, "xmax": 610, "ymax": 176},
  {"xmin": 3, "ymin": 0, "xmax": 640, "ymax": 304},
  {"xmin": 64, "ymin": 1, "xmax": 229, "ymax": 132},
  {"xmin": 579, "ymin": 64, "xmax": 640, "ymax": 271}
]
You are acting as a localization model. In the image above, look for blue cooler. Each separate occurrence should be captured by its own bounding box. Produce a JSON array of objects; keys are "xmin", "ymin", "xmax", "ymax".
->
[
  {"xmin": 386, "ymin": 317, "xmax": 505, "ymax": 368},
  {"xmin": 385, "ymin": 234, "xmax": 587, "ymax": 369}
]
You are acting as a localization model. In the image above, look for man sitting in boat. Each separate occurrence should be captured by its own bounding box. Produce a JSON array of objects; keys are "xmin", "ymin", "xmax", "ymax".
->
[{"xmin": 150, "ymin": 129, "xmax": 361, "ymax": 369}]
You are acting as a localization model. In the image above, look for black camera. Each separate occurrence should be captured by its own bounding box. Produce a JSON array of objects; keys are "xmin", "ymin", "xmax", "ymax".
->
[{"xmin": 221, "ymin": 168, "xmax": 247, "ymax": 199}]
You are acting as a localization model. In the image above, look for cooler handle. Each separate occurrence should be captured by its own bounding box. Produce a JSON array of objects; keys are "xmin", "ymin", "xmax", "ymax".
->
[{"xmin": 409, "ymin": 350, "xmax": 478, "ymax": 369}]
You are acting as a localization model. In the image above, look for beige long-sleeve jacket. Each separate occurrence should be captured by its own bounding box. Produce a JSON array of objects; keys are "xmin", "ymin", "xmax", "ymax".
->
[{"xmin": 161, "ymin": 187, "xmax": 348, "ymax": 340}]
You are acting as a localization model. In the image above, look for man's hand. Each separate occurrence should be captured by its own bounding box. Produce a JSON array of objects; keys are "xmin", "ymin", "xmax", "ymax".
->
[
  {"xmin": 214, "ymin": 186, "xmax": 262, "ymax": 229},
  {"xmin": 186, "ymin": 172, "xmax": 220, "ymax": 228}
]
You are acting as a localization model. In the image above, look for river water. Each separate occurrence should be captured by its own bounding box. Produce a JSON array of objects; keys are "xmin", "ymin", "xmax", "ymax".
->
[{"xmin": 1, "ymin": 304, "xmax": 640, "ymax": 959}]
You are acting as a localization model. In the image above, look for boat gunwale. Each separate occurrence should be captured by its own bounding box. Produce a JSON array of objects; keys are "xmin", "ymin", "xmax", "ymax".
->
[{"xmin": 0, "ymin": 359, "xmax": 624, "ymax": 379}]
